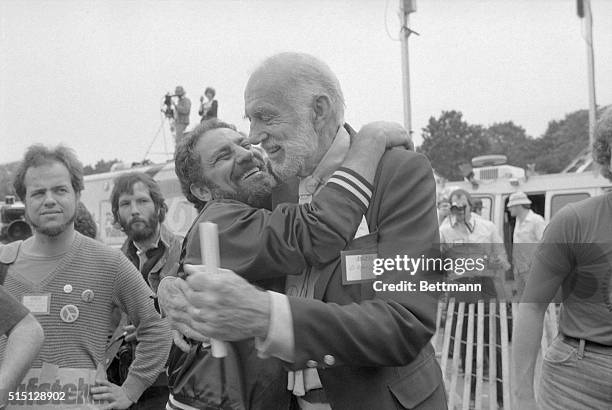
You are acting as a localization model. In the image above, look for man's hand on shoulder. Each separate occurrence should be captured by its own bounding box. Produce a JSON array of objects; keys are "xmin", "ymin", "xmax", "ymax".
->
[{"xmin": 356, "ymin": 121, "xmax": 412, "ymax": 150}]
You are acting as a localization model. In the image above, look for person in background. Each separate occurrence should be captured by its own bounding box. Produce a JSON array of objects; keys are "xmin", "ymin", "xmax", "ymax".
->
[
  {"xmin": 74, "ymin": 201, "xmax": 98, "ymax": 239},
  {"xmin": 111, "ymin": 172, "xmax": 182, "ymax": 294},
  {"xmin": 198, "ymin": 86, "xmax": 218, "ymax": 122},
  {"xmin": 471, "ymin": 197, "xmax": 483, "ymax": 216},
  {"xmin": 437, "ymin": 195, "xmax": 451, "ymax": 226},
  {"xmin": 173, "ymin": 86, "xmax": 191, "ymax": 146},
  {"xmin": 0, "ymin": 144, "xmax": 171, "ymax": 409},
  {"xmin": 108, "ymin": 171, "xmax": 182, "ymax": 409},
  {"xmin": 506, "ymin": 191, "xmax": 546, "ymax": 298},
  {"xmin": 0, "ymin": 287, "xmax": 44, "ymax": 410},
  {"xmin": 439, "ymin": 188, "xmax": 510, "ymax": 407},
  {"xmin": 512, "ymin": 106, "xmax": 612, "ymax": 409}
]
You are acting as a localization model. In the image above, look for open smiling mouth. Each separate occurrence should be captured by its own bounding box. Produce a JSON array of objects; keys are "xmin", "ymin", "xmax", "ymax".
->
[{"xmin": 241, "ymin": 167, "xmax": 262, "ymax": 181}]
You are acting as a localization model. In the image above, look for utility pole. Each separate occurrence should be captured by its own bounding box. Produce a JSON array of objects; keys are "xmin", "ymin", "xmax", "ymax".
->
[
  {"xmin": 577, "ymin": 0, "xmax": 597, "ymax": 149},
  {"xmin": 399, "ymin": 0, "xmax": 417, "ymax": 133}
]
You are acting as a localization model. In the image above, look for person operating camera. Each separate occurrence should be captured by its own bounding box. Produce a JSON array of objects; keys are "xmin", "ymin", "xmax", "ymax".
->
[
  {"xmin": 172, "ymin": 85, "xmax": 191, "ymax": 146},
  {"xmin": 439, "ymin": 188, "xmax": 510, "ymax": 407}
]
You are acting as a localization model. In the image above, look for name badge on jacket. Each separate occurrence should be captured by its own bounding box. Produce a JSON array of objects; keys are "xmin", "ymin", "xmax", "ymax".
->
[{"xmin": 341, "ymin": 226, "xmax": 378, "ymax": 285}]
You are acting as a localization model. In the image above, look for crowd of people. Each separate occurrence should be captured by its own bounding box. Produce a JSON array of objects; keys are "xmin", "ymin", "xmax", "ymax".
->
[{"xmin": 1, "ymin": 51, "xmax": 612, "ymax": 410}]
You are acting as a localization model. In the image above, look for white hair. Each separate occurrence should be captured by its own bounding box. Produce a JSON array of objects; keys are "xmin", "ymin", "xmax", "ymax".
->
[{"xmin": 257, "ymin": 52, "xmax": 346, "ymax": 127}]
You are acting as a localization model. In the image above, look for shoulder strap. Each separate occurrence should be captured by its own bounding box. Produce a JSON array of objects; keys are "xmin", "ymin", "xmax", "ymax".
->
[{"xmin": 0, "ymin": 240, "xmax": 23, "ymax": 285}]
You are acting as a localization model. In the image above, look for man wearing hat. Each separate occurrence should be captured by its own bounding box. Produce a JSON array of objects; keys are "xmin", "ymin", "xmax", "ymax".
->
[
  {"xmin": 172, "ymin": 85, "xmax": 191, "ymax": 146},
  {"xmin": 507, "ymin": 191, "xmax": 546, "ymax": 298}
]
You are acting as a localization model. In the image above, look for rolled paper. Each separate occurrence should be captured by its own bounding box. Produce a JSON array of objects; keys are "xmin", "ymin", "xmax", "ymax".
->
[{"xmin": 199, "ymin": 222, "xmax": 228, "ymax": 358}]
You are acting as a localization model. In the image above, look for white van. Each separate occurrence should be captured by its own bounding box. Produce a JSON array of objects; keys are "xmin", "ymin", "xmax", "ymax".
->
[{"xmin": 437, "ymin": 155, "xmax": 612, "ymax": 253}]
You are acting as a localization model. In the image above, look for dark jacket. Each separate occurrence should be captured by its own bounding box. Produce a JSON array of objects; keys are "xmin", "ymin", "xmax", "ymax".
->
[
  {"xmin": 184, "ymin": 150, "xmax": 447, "ymax": 409},
  {"xmin": 121, "ymin": 224, "xmax": 182, "ymax": 293}
]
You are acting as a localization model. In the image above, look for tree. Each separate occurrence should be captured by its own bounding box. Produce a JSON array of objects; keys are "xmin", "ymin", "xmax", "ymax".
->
[
  {"xmin": 418, "ymin": 111, "xmax": 489, "ymax": 181},
  {"xmin": 484, "ymin": 121, "xmax": 539, "ymax": 169},
  {"xmin": 83, "ymin": 159, "xmax": 120, "ymax": 176},
  {"xmin": 535, "ymin": 110, "xmax": 589, "ymax": 174}
]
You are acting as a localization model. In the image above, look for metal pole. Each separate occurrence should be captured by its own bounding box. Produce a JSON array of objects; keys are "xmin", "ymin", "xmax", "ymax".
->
[
  {"xmin": 400, "ymin": 1, "xmax": 416, "ymax": 133},
  {"xmin": 584, "ymin": 0, "xmax": 597, "ymax": 150}
]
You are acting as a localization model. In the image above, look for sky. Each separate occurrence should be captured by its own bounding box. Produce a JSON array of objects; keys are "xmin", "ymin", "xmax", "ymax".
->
[{"xmin": 1, "ymin": 0, "xmax": 611, "ymax": 166}]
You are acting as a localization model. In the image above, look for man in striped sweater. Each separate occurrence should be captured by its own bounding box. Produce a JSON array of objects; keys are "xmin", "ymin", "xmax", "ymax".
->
[{"xmin": 0, "ymin": 144, "xmax": 171, "ymax": 409}]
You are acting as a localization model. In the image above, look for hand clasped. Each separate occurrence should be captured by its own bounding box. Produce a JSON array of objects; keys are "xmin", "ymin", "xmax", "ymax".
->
[{"xmin": 158, "ymin": 265, "xmax": 271, "ymax": 342}]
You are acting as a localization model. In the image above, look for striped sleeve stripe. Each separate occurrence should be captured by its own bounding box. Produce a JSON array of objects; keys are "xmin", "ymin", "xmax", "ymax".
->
[
  {"xmin": 333, "ymin": 168, "xmax": 373, "ymax": 198},
  {"xmin": 332, "ymin": 174, "xmax": 370, "ymax": 204},
  {"xmin": 327, "ymin": 168, "xmax": 373, "ymax": 211},
  {"xmin": 327, "ymin": 179, "xmax": 369, "ymax": 211}
]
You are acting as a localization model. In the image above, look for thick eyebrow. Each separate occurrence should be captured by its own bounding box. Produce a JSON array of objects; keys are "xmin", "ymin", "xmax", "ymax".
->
[
  {"xmin": 246, "ymin": 105, "xmax": 277, "ymax": 120},
  {"xmin": 208, "ymin": 144, "xmax": 232, "ymax": 163}
]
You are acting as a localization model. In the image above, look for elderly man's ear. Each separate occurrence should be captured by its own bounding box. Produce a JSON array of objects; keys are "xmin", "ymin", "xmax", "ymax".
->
[
  {"xmin": 190, "ymin": 184, "xmax": 212, "ymax": 202},
  {"xmin": 312, "ymin": 94, "xmax": 333, "ymax": 129}
]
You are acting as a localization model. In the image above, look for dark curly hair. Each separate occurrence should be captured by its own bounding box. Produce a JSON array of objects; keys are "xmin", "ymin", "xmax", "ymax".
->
[
  {"xmin": 174, "ymin": 119, "xmax": 237, "ymax": 211},
  {"xmin": 593, "ymin": 107, "xmax": 612, "ymax": 181},
  {"xmin": 204, "ymin": 87, "xmax": 216, "ymax": 98},
  {"xmin": 13, "ymin": 144, "xmax": 84, "ymax": 202}
]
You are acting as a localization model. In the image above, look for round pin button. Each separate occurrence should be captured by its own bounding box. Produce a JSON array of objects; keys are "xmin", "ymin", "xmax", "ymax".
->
[
  {"xmin": 81, "ymin": 289, "xmax": 95, "ymax": 303},
  {"xmin": 60, "ymin": 304, "xmax": 79, "ymax": 323},
  {"xmin": 63, "ymin": 284, "xmax": 73, "ymax": 293}
]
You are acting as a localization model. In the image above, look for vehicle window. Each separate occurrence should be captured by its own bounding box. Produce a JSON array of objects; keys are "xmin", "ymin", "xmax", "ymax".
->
[
  {"xmin": 473, "ymin": 196, "xmax": 493, "ymax": 221},
  {"xmin": 551, "ymin": 193, "xmax": 590, "ymax": 217}
]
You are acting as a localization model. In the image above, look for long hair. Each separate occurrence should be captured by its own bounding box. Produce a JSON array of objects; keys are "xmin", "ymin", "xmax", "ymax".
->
[{"xmin": 110, "ymin": 172, "xmax": 168, "ymax": 225}]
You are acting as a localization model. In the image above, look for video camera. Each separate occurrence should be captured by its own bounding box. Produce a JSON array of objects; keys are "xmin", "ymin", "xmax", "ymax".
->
[
  {"xmin": 0, "ymin": 196, "xmax": 32, "ymax": 243},
  {"xmin": 450, "ymin": 202, "xmax": 467, "ymax": 213},
  {"xmin": 161, "ymin": 92, "xmax": 176, "ymax": 119}
]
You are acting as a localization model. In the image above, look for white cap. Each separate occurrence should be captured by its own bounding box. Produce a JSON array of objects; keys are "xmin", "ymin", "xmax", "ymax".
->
[{"xmin": 507, "ymin": 191, "xmax": 531, "ymax": 207}]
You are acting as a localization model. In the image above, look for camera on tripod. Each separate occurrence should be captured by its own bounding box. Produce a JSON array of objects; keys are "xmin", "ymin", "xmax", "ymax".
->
[{"xmin": 161, "ymin": 92, "xmax": 176, "ymax": 119}]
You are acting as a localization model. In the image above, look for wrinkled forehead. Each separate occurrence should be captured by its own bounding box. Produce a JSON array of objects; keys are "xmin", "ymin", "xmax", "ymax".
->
[
  {"xmin": 24, "ymin": 161, "xmax": 71, "ymax": 186},
  {"xmin": 197, "ymin": 128, "xmax": 244, "ymax": 156},
  {"xmin": 245, "ymin": 67, "xmax": 299, "ymax": 110}
]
